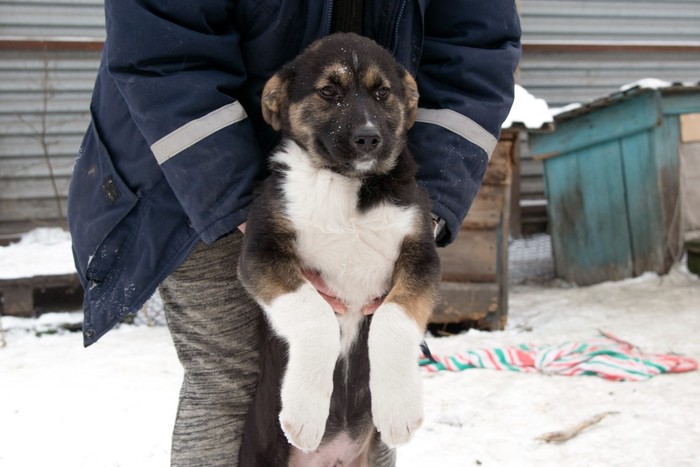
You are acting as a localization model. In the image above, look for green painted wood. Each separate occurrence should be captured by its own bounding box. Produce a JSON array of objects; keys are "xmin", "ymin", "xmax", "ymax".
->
[
  {"xmin": 660, "ymin": 92, "xmax": 700, "ymax": 116},
  {"xmin": 539, "ymin": 90, "xmax": 699, "ymax": 284},
  {"xmin": 544, "ymin": 140, "xmax": 633, "ymax": 285},
  {"xmin": 575, "ymin": 140, "xmax": 634, "ymax": 284},
  {"xmin": 543, "ymin": 147, "xmax": 580, "ymax": 281},
  {"xmin": 652, "ymin": 115, "xmax": 683, "ymax": 264},
  {"xmin": 530, "ymin": 92, "xmax": 661, "ymax": 158},
  {"xmin": 619, "ymin": 130, "xmax": 666, "ymax": 275}
]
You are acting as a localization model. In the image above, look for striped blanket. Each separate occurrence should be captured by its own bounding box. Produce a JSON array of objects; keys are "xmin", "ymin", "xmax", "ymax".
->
[{"xmin": 419, "ymin": 330, "xmax": 698, "ymax": 382}]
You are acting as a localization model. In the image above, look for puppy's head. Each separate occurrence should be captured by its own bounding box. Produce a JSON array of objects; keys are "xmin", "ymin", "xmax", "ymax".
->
[{"xmin": 262, "ymin": 33, "xmax": 419, "ymax": 177}]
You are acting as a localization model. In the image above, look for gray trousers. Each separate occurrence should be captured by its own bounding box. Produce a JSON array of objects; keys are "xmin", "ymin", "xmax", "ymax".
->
[{"xmin": 161, "ymin": 231, "xmax": 396, "ymax": 466}]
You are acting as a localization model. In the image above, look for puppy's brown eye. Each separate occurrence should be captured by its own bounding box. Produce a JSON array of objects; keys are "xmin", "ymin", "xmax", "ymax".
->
[
  {"xmin": 319, "ymin": 85, "xmax": 339, "ymax": 99},
  {"xmin": 376, "ymin": 86, "xmax": 390, "ymax": 100}
]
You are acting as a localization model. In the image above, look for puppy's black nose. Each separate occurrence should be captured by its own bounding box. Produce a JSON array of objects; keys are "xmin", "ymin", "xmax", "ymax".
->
[{"xmin": 352, "ymin": 128, "xmax": 381, "ymax": 152}]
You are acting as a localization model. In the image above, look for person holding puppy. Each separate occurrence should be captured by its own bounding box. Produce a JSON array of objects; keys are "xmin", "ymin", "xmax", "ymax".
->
[{"xmin": 68, "ymin": 1, "xmax": 521, "ymax": 465}]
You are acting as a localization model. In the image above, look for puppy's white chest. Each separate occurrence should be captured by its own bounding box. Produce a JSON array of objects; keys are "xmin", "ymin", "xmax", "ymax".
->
[{"xmin": 274, "ymin": 143, "xmax": 417, "ymax": 309}]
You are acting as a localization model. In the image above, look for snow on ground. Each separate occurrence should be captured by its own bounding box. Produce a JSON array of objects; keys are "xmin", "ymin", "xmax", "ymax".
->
[
  {"xmin": 1, "ymin": 230, "xmax": 699, "ymax": 466},
  {"xmin": 0, "ymin": 228, "xmax": 75, "ymax": 279},
  {"xmin": 411, "ymin": 267, "xmax": 700, "ymax": 467}
]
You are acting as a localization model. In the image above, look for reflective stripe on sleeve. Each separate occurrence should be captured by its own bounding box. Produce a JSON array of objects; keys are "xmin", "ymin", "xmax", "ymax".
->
[
  {"xmin": 150, "ymin": 102, "xmax": 248, "ymax": 164},
  {"xmin": 415, "ymin": 108, "xmax": 498, "ymax": 158}
]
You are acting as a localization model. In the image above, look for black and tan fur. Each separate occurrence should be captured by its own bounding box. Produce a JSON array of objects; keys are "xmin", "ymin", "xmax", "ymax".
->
[{"xmin": 238, "ymin": 33, "xmax": 441, "ymax": 467}]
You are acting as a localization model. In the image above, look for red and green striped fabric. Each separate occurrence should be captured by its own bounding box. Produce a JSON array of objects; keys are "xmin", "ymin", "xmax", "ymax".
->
[{"xmin": 419, "ymin": 331, "xmax": 698, "ymax": 382}]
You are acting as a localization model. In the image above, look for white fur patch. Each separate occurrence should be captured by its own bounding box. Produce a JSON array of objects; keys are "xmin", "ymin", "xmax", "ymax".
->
[
  {"xmin": 269, "ymin": 141, "xmax": 423, "ymax": 449},
  {"xmin": 362, "ymin": 118, "xmax": 377, "ymax": 131},
  {"xmin": 368, "ymin": 302, "xmax": 424, "ymax": 447},
  {"xmin": 354, "ymin": 158, "xmax": 377, "ymax": 173},
  {"xmin": 272, "ymin": 142, "xmax": 418, "ymax": 348},
  {"xmin": 337, "ymin": 310, "xmax": 365, "ymax": 357},
  {"xmin": 263, "ymin": 282, "xmax": 341, "ymax": 452}
]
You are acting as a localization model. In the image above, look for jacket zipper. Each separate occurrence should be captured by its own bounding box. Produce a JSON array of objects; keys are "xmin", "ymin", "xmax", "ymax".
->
[
  {"xmin": 324, "ymin": 0, "xmax": 335, "ymax": 36},
  {"xmin": 390, "ymin": 0, "xmax": 408, "ymax": 55}
]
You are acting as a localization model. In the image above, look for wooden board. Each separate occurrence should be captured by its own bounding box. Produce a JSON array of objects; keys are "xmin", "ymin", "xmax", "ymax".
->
[
  {"xmin": 462, "ymin": 185, "xmax": 506, "ymax": 230},
  {"xmin": 432, "ymin": 282, "xmax": 500, "ymax": 323},
  {"xmin": 680, "ymin": 113, "xmax": 700, "ymax": 143},
  {"xmin": 439, "ymin": 229, "xmax": 498, "ymax": 283},
  {"xmin": 544, "ymin": 139, "xmax": 634, "ymax": 285},
  {"xmin": 680, "ymin": 142, "xmax": 700, "ymax": 236},
  {"xmin": 483, "ymin": 138, "xmax": 514, "ymax": 186},
  {"xmin": 531, "ymin": 92, "xmax": 661, "ymax": 159},
  {"xmin": 620, "ymin": 131, "xmax": 667, "ymax": 275},
  {"xmin": 430, "ymin": 135, "xmax": 514, "ymax": 330},
  {"xmin": 653, "ymin": 115, "xmax": 683, "ymax": 263},
  {"xmin": 0, "ymin": 273, "xmax": 82, "ymax": 317}
]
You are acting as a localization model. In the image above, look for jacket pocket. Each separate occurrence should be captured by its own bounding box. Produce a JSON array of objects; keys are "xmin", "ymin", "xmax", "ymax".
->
[{"xmin": 68, "ymin": 121, "xmax": 139, "ymax": 285}]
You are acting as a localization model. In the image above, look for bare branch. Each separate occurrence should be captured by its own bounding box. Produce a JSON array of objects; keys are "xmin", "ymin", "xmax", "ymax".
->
[{"xmin": 536, "ymin": 412, "xmax": 619, "ymax": 444}]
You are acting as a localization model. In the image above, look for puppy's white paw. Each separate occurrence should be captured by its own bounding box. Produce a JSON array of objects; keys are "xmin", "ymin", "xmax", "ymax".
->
[
  {"xmin": 370, "ymin": 363, "xmax": 423, "ymax": 446},
  {"xmin": 279, "ymin": 378, "xmax": 332, "ymax": 451},
  {"xmin": 368, "ymin": 302, "xmax": 425, "ymax": 447}
]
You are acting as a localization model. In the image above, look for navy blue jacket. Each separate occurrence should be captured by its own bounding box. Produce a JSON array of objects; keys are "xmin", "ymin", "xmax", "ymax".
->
[{"xmin": 68, "ymin": 0, "xmax": 521, "ymax": 345}]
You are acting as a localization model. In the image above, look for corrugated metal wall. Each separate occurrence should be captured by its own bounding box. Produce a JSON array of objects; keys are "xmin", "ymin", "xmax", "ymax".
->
[
  {"xmin": 516, "ymin": 0, "xmax": 700, "ymax": 236},
  {"xmin": 0, "ymin": 0, "xmax": 105, "ymax": 39},
  {"xmin": 520, "ymin": 50, "xmax": 700, "ymax": 108},
  {"xmin": 521, "ymin": 0, "xmax": 700, "ymax": 43},
  {"xmin": 0, "ymin": 0, "xmax": 104, "ymax": 239},
  {"xmin": 0, "ymin": 49, "xmax": 101, "ymax": 237},
  {"xmin": 520, "ymin": 0, "xmax": 700, "ymax": 108},
  {"xmin": 1, "ymin": 0, "xmax": 699, "ymax": 238}
]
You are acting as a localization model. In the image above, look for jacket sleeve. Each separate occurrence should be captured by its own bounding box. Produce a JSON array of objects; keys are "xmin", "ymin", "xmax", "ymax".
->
[
  {"xmin": 409, "ymin": 0, "xmax": 521, "ymax": 246},
  {"xmin": 103, "ymin": 0, "xmax": 262, "ymax": 243}
]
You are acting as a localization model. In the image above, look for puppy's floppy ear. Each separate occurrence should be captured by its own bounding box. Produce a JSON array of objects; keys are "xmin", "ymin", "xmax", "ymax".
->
[
  {"xmin": 261, "ymin": 73, "xmax": 288, "ymax": 132},
  {"xmin": 402, "ymin": 71, "xmax": 419, "ymax": 129}
]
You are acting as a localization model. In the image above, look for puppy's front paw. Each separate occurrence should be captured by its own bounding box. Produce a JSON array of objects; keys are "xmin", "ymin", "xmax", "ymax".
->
[
  {"xmin": 263, "ymin": 283, "xmax": 341, "ymax": 451},
  {"xmin": 368, "ymin": 302, "xmax": 425, "ymax": 447},
  {"xmin": 279, "ymin": 376, "xmax": 332, "ymax": 452},
  {"xmin": 371, "ymin": 366, "xmax": 424, "ymax": 446}
]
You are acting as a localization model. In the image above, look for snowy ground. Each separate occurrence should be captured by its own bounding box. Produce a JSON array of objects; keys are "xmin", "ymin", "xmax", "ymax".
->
[{"xmin": 1, "ymin": 230, "xmax": 699, "ymax": 467}]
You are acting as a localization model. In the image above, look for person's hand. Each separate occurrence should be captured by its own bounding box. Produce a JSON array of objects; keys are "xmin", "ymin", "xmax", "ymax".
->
[
  {"xmin": 302, "ymin": 269, "xmax": 347, "ymax": 314},
  {"xmin": 360, "ymin": 295, "xmax": 384, "ymax": 316},
  {"xmin": 301, "ymin": 269, "xmax": 384, "ymax": 315}
]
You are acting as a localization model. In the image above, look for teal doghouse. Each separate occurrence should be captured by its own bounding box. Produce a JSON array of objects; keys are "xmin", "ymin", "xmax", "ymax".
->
[{"xmin": 530, "ymin": 84, "xmax": 700, "ymax": 285}]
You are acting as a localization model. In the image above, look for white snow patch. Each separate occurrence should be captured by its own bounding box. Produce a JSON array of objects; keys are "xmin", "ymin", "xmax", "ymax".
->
[
  {"xmin": 550, "ymin": 102, "xmax": 583, "ymax": 117},
  {"xmin": 502, "ymin": 84, "xmax": 553, "ymax": 130},
  {"xmin": 0, "ymin": 227, "xmax": 76, "ymax": 279},
  {"xmin": 620, "ymin": 78, "xmax": 673, "ymax": 92},
  {"xmin": 1, "ymin": 231, "xmax": 699, "ymax": 466}
]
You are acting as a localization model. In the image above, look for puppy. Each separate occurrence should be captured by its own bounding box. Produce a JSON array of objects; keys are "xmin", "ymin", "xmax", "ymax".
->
[{"xmin": 238, "ymin": 33, "xmax": 441, "ymax": 467}]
